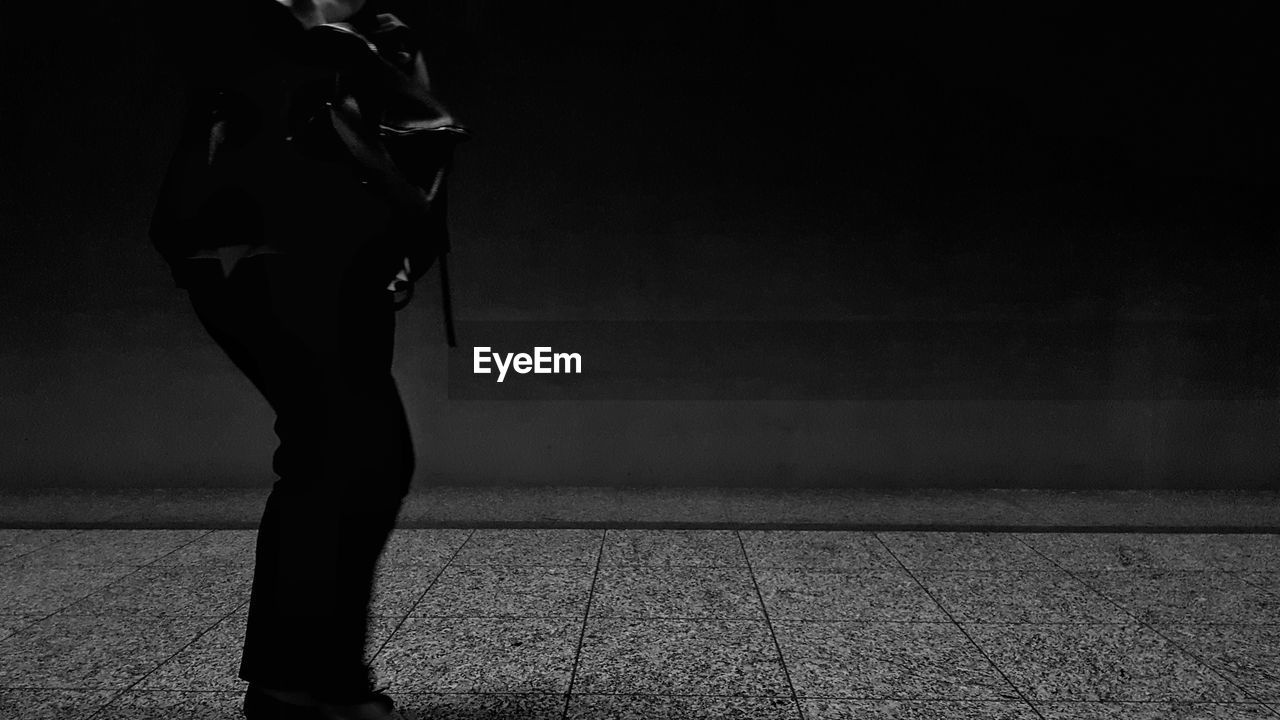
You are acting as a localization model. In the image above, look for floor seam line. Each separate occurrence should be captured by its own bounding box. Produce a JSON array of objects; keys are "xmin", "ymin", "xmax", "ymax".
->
[
  {"xmin": 873, "ymin": 532, "xmax": 1047, "ymax": 720},
  {"xmin": 81, "ymin": 595, "xmax": 249, "ymax": 718},
  {"xmin": 1010, "ymin": 533, "xmax": 1276, "ymax": 709},
  {"xmin": 560, "ymin": 528, "xmax": 607, "ymax": 719},
  {"xmin": 31, "ymin": 530, "xmax": 216, "ymax": 619},
  {"xmin": 370, "ymin": 528, "xmax": 478, "ymax": 664},
  {"xmin": 737, "ymin": 530, "xmax": 805, "ymax": 719}
]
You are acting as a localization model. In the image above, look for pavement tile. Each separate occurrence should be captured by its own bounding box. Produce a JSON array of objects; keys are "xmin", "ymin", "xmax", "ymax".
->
[
  {"xmin": 1077, "ymin": 570, "xmax": 1280, "ymax": 625},
  {"xmin": 590, "ymin": 565, "xmax": 762, "ymax": 619},
  {"xmin": 137, "ymin": 615, "xmax": 246, "ymax": 691},
  {"xmin": 878, "ymin": 532, "xmax": 1054, "ymax": 570},
  {"xmin": 0, "ymin": 689, "xmax": 118, "ymax": 720},
  {"xmin": 600, "ymin": 529, "xmax": 748, "ymax": 566},
  {"xmin": 58, "ymin": 561, "xmax": 250, "ymax": 616},
  {"xmin": 0, "ymin": 530, "xmax": 83, "ymax": 563},
  {"xmin": 568, "ymin": 694, "xmax": 800, "ymax": 719},
  {"xmin": 773, "ymin": 621, "xmax": 1016, "ymax": 700},
  {"xmin": 1, "ymin": 523, "xmax": 1276, "ymax": 719},
  {"xmin": 20, "ymin": 530, "xmax": 210, "ymax": 566},
  {"xmin": 93, "ymin": 690, "xmax": 243, "ymax": 719},
  {"xmin": 0, "ymin": 614, "xmax": 41, "ymax": 642},
  {"xmin": 149, "ymin": 530, "xmax": 257, "ymax": 567},
  {"xmin": 376, "ymin": 617, "xmax": 579, "ymax": 693},
  {"xmin": 450, "ymin": 529, "xmax": 602, "ymax": 566},
  {"xmin": 574, "ymin": 618, "xmax": 790, "ymax": 696},
  {"xmin": 1035, "ymin": 701, "xmax": 1279, "ymax": 719},
  {"xmin": 139, "ymin": 614, "xmax": 397, "ymax": 692},
  {"xmin": 964, "ymin": 623, "xmax": 1248, "ymax": 702},
  {"xmin": 914, "ymin": 571, "xmax": 1131, "ymax": 623},
  {"xmin": 740, "ymin": 531, "xmax": 897, "ymax": 571},
  {"xmin": 801, "ymin": 699, "xmax": 1040, "ymax": 719},
  {"xmin": 372, "ymin": 565, "xmax": 443, "ymax": 617},
  {"xmin": 1239, "ymin": 573, "xmax": 1280, "ymax": 596},
  {"xmin": 412, "ymin": 564, "xmax": 592, "ymax": 618},
  {"xmin": 379, "ymin": 529, "xmax": 473, "ymax": 567},
  {"xmin": 1162, "ymin": 624, "xmax": 1280, "ymax": 702},
  {"xmin": 0, "ymin": 614, "xmax": 212, "ymax": 689},
  {"xmin": 0, "ymin": 557, "xmax": 137, "ymax": 614},
  {"xmin": 755, "ymin": 569, "xmax": 946, "ymax": 622},
  {"xmin": 398, "ymin": 692, "xmax": 567, "ymax": 719},
  {"xmin": 1017, "ymin": 533, "xmax": 1280, "ymax": 572}
]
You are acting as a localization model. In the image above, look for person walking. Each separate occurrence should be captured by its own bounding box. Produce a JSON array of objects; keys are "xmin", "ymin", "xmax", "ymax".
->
[{"xmin": 147, "ymin": 1, "xmax": 462, "ymax": 717}]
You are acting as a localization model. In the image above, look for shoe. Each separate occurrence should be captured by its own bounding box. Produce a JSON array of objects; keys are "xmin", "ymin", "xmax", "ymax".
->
[
  {"xmin": 244, "ymin": 664, "xmax": 400, "ymax": 720},
  {"xmin": 308, "ymin": 664, "xmax": 400, "ymax": 720},
  {"xmin": 243, "ymin": 684, "xmax": 323, "ymax": 719},
  {"xmin": 314, "ymin": 690, "xmax": 399, "ymax": 720},
  {"xmin": 244, "ymin": 684, "xmax": 401, "ymax": 720}
]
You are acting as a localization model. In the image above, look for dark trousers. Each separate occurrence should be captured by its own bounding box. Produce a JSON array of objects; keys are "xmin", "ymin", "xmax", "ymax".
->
[{"xmin": 182, "ymin": 250, "xmax": 414, "ymax": 701}]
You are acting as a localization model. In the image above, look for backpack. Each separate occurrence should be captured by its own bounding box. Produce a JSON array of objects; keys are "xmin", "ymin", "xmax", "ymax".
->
[{"xmin": 297, "ymin": 13, "xmax": 468, "ymax": 345}]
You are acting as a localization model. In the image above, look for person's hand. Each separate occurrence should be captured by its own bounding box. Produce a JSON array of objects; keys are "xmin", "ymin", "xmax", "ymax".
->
[{"xmin": 387, "ymin": 257, "xmax": 411, "ymax": 292}]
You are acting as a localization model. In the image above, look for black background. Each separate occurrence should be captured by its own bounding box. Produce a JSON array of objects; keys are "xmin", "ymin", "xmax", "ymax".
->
[{"xmin": 0, "ymin": 1, "xmax": 1276, "ymax": 488}]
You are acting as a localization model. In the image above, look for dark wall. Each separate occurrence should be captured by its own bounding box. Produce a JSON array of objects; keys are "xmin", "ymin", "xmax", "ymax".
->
[{"xmin": 1, "ymin": 1, "xmax": 1276, "ymax": 488}]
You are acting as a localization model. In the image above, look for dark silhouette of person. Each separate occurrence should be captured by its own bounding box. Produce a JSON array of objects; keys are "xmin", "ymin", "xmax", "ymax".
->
[{"xmin": 147, "ymin": 1, "xmax": 459, "ymax": 717}]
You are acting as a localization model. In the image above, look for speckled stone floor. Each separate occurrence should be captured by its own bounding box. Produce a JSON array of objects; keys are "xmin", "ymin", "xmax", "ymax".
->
[{"xmin": 1, "ymin": 521, "xmax": 1278, "ymax": 719}]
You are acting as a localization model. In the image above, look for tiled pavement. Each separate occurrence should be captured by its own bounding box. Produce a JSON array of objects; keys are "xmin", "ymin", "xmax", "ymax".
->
[{"xmin": 1, "ymin": 526, "xmax": 1278, "ymax": 718}]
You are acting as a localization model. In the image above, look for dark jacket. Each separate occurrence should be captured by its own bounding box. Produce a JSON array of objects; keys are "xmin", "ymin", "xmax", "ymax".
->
[{"xmin": 149, "ymin": 1, "xmax": 467, "ymax": 290}]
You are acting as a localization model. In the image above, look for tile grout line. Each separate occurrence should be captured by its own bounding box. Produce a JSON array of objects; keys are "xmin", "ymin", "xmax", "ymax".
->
[
  {"xmin": 370, "ymin": 528, "xmax": 478, "ymax": 664},
  {"xmin": 39, "ymin": 529, "xmax": 222, "ymax": 620},
  {"xmin": 81, "ymin": 595, "xmax": 251, "ymax": 719},
  {"xmin": 559, "ymin": 528, "xmax": 608, "ymax": 720},
  {"xmin": 872, "ymin": 533, "xmax": 1048, "ymax": 720},
  {"xmin": 19, "ymin": 529, "xmax": 220, "ymax": 624},
  {"xmin": 0, "ymin": 527, "xmax": 223, "ymax": 694},
  {"xmin": 51, "ymin": 528, "xmax": 464, "ymax": 717},
  {"xmin": 1009, "ymin": 533, "xmax": 1280, "ymax": 716},
  {"xmin": 8, "ymin": 528, "xmax": 1277, "ymax": 716},
  {"xmin": 1236, "ymin": 573, "xmax": 1280, "ymax": 597},
  {"xmin": 36, "ymin": 531, "xmax": 248, "ymax": 717},
  {"xmin": 0, "ymin": 528, "xmax": 91, "ymax": 566},
  {"xmin": 736, "ymin": 530, "xmax": 805, "ymax": 720}
]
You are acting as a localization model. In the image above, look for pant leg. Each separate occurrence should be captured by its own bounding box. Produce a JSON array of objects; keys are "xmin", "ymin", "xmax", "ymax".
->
[{"xmin": 183, "ymin": 250, "xmax": 414, "ymax": 701}]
